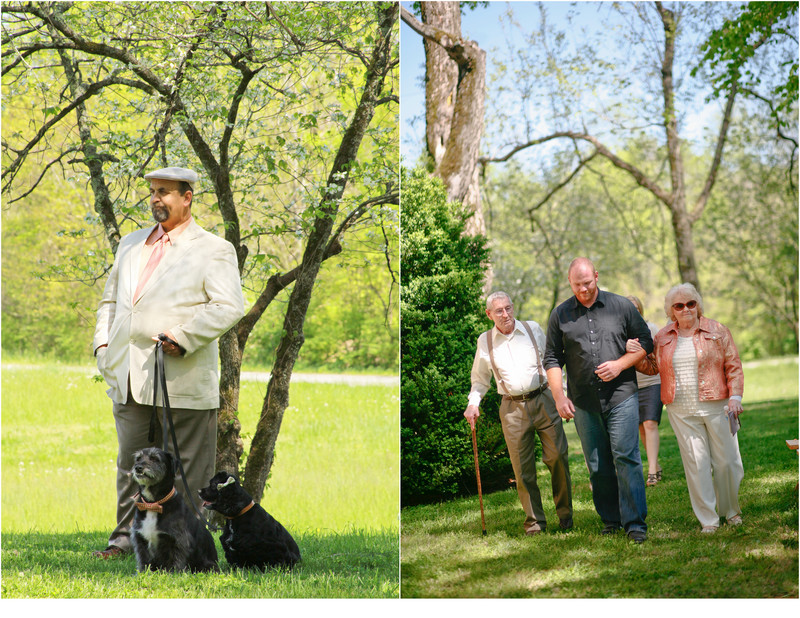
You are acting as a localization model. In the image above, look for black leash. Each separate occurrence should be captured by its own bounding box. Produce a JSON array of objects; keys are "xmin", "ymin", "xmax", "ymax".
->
[{"xmin": 149, "ymin": 337, "xmax": 219, "ymax": 531}]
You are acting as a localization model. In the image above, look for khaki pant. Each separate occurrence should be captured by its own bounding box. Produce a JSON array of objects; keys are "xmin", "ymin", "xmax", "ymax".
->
[
  {"xmin": 499, "ymin": 388, "xmax": 573, "ymax": 531},
  {"xmin": 107, "ymin": 388, "xmax": 217, "ymax": 551},
  {"xmin": 667, "ymin": 408, "xmax": 744, "ymax": 528}
]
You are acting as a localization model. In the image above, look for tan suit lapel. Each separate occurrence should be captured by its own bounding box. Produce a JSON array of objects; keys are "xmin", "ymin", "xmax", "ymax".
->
[{"xmin": 133, "ymin": 221, "xmax": 201, "ymax": 305}]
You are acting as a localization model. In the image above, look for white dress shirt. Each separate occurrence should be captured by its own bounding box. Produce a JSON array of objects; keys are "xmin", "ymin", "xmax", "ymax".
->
[{"xmin": 468, "ymin": 319, "xmax": 547, "ymax": 407}]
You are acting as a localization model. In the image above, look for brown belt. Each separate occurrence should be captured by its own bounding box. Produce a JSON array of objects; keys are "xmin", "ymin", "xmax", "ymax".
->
[{"xmin": 503, "ymin": 383, "xmax": 549, "ymax": 402}]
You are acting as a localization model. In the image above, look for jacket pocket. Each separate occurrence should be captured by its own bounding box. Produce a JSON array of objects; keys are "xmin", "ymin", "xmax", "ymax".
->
[{"xmin": 96, "ymin": 347, "xmax": 118, "ymax": 394}]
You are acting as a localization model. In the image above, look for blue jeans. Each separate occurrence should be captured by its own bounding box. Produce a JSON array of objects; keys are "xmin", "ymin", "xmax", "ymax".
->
[{"xmin": 572, "ymin": 393, "xmax": 647, "ymax": 533}]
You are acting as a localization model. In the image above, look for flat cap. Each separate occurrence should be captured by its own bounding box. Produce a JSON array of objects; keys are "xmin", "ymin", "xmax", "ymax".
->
[{"xmin": 144, "ymin": 167, "xmax": 198, "ymax": 189}]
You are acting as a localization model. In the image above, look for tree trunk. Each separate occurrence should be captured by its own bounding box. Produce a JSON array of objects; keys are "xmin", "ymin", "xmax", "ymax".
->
[
  {"xmin": 669, "ymin": 196, "xmax": 701, "ymax": 292},
  {"xmin": 657, "ymin": 2, "xmax": 700, "ymax": 292},
  {"xmin": 407, "ymin": 3, "xmax": 486, "ymax": 236},
  {"xmin": 421, "ymin": 2, "xmax": 459, "ymax": 169},
  {"xmin": 242, "ymin": 2, "xmax": 398, "ymax": 502},
  {"xmin": 215, "ymin": 329, "xmax": 244, "ymax": 476}
]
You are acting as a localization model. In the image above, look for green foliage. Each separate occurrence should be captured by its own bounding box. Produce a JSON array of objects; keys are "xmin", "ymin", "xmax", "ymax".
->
[
  {"xmin": 0, "ymin": 179, "xmax": 105, "ymax": 360},
  {"xmin": 694, "ymin": 1, "xmax": 798, "ymax": 121},
  {"xmin": 698, "ymin": 107, "xmax": 799, "ymax": 358},
  {"xmin": 243, "ymin": 216, "xmax": 399, "ymax": 372},
  {"xmin": 400, "ymin": 168, "xmax": 508, "ymax": 505}
]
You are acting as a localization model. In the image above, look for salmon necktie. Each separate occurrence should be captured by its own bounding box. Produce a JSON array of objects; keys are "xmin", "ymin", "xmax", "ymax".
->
[{"xmin": 134, "ymin": 232, "xmax": 169, "ymax": 302}]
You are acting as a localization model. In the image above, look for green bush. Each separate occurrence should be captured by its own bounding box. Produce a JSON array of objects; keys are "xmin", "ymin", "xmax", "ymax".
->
[{"xmin": 400, "ymin": 168, "xmax": 510, "ymax": 505}]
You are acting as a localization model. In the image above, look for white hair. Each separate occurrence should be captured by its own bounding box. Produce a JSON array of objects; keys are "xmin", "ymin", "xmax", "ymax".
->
[
  {"xmin": 664, "ymin": 282, "xmax": 704, "ymax": 321},
  {"xmin": 486, "ymin": 291, "xmax": 512, "ymax": 311}
]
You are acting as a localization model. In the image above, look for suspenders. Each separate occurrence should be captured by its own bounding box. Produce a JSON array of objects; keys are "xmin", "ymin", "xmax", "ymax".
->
[{"xmin": 485, "ymin": 321, "xmax": 547, "ymax": 397}]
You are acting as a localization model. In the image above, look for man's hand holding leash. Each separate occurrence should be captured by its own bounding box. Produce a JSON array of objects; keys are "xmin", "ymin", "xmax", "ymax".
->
[{"xmin": 153, "ymin": 331, "xmax": 184, "ymax": 357}]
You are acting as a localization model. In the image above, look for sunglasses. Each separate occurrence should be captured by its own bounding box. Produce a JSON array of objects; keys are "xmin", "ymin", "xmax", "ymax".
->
[{"xmin": 672, "ymin": 300, "xmax": 697, "ymax": 311}]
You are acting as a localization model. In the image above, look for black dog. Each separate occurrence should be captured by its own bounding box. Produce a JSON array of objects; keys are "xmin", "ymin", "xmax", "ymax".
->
[
  {"xmin": 130, "ymin": 447, "xmax": 218, "ymax": 573},
  {"xmin": 199, "ymin": 471, "xmax": 301, "ymax": 570}
]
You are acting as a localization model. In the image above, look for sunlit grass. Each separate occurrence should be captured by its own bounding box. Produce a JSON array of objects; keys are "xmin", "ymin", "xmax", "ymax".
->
[
  {"xmin": 401, "ymin": 357, "xmax": 799, "ymax": 598},
  {"xmin": 1, "ymin": 360, "xmax": 399, "ymax": 598}
]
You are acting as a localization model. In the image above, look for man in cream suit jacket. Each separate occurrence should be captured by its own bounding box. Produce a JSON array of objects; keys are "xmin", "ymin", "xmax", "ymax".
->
[{"xmin": 92, "ymin": 167, "xmax": 245, "ymax": 558}]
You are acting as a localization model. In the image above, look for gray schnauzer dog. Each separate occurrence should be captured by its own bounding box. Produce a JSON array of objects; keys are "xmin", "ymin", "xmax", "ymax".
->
[
  {"xmin": 200, "ymin": 471, "xmax": 301, "ymax": 570},
  {"xmin": 130, "ymin": 447, "xmax": 218, "ymax": 573}
]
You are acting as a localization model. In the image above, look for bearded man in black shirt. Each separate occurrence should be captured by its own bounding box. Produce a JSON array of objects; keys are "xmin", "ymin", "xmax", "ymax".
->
[{"xmin": 543, "ymin": 258, "xmax": 652, "ymax": 544}]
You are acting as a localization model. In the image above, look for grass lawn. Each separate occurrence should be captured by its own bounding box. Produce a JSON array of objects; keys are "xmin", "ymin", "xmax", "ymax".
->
[
  {"xmin": 1, "ymin": 360, "xmax": 400, "ymax": 598},
  {"xmin": 400, "ymin": 358, "xmax": 799, "ymax": 598}
]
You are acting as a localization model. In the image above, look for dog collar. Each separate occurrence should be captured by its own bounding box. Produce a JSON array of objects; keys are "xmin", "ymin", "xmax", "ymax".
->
[
  {"xmin": 135, "ymin": 487, "xmax": 177, "ymax": 513},
  {"xmin": 226, "ymin": 500, "xmax": 255, "ymax": 519}
]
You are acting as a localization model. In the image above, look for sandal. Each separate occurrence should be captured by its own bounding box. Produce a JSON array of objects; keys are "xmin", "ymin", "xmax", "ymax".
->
[
  {"xmin": 646, "ymin": 473, "xmax": 658, "ymax": 486},
  {"xmin": 91, "ymin": 546, "xmax": 128, "ymax": 559},
  {"xmin": 656, "ymin": 467, "xmax": 663, "ymax": 481}
]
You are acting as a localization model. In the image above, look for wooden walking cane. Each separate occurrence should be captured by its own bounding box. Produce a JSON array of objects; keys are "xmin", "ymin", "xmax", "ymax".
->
[{"xmin": 470, "ymin": 422, "xmax": 487, "ymax": 536}]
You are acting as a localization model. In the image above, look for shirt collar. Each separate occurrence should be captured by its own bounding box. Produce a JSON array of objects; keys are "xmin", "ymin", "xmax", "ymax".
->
[
  {"xmin": 148, "ymin": 217, "xmax": 193, "ymax": 244},
  {"xmin": 493, "ymin": 319, "xmax": 522, "ymax": 339},
  {"xmin": 569, "ymin": 288, "xmax": 606, "ymax": 310},
  {"xmin": 665, "ymin": 315, "xmax": 710, "ymax": 335}
]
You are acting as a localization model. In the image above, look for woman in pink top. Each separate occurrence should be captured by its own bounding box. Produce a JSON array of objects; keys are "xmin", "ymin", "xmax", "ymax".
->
[{"xmin": 629, "ymin": 283, "xmax": 744, "ymax": 533}]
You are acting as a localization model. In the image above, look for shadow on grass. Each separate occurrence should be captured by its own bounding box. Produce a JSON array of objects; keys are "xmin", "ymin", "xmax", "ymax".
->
[
  {"xmin": 1, "ymin": 528, "xmax": 399, "ymax": 598},
  {"xmin": 401, "ymin": 398, "xmax": 799, "ymax": 598}
]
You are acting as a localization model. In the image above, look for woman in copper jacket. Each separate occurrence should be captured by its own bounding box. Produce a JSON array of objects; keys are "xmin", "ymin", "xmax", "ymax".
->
[{"xmin": 629, "ymin": 283, "xmax": 744, "ymax": 533}]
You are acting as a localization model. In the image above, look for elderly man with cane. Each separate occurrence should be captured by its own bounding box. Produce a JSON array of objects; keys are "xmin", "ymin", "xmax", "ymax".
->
[
  {"xmin": 92, "ymin": 167, "xmax": 244, "ymax": 558},
  {"xmin": 464, "ymin": 291, "xmax": 573, "ymax": 535}
]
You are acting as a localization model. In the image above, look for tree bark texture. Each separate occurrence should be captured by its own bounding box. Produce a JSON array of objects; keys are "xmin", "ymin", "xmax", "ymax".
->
[
  {"xmin": 420, "ymin": 2, "xmax": 459, "ymax": 168},
  {"xmin": 56, "ymin": 47, "xmax": 121, "ymax": 255},
  {"xmin": 404, "ymin": 4, "xmax": 486, "ymax": 236}
]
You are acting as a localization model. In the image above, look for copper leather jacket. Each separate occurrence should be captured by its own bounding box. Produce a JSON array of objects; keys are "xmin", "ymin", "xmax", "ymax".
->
[{"xmin": 654, "ymin": 316, "xmax": 744, "ymax": 405}]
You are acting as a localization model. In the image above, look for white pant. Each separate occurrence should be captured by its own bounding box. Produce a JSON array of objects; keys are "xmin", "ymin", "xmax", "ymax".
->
[{"xmin": 667, "ymin": 407, "xmax": 744, "ymax": 528}]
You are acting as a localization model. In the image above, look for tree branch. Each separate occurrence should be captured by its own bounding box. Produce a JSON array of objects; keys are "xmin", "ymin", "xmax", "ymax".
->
[
  {"xmin": 2, "ymin": 73, "xmax": 153, "ymax": 192},
  {"xmin": 528, "ymin": 150, "xmax": 598, "ymax": 215},
  {"xmin": 691, "ymin": 82, "xmax": 737, "ymax": 224},
  {"xmin": 3, "ymin": 146, "xmax": 81, "ymax": 204},
  {"xmin": 376, "ymin": 94, "xmax": 399, "ymax": 106},
  {"xmin": 481, "ymin": 131, "xmax": 673, "ymax": 206},
  {"xmin": 265, "ymin": 1, "xmax": 305, "ymax": 51},
  {"xmin": 400, "ymin": 5, "xmax": 457, "ymax": 50}
]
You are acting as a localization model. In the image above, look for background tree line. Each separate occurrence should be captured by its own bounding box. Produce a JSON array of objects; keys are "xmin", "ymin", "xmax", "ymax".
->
[{"xmin": 1, "ymin": 184, "xmax": 399, "ymax": 372}]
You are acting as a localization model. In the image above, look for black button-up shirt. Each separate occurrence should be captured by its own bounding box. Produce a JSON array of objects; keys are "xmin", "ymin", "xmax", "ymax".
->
[{"xmin": 544, "ymin": 289, "xmax": 654, "ymax": 414}]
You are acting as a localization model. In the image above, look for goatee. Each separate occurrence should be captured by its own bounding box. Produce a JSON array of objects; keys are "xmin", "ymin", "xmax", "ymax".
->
[{"xmin": 152, "ymin": 207, "xmax": 168, "ymax": 223}]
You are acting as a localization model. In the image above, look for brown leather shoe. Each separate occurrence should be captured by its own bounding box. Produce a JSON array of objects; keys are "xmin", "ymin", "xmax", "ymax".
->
[
  {"xmin": 525, "ymin": 522, "xmax": 546, "ymax": 535},
  {"xmin": 92, "ymin": 546, "xmax": 128, "ymax": 559}
]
